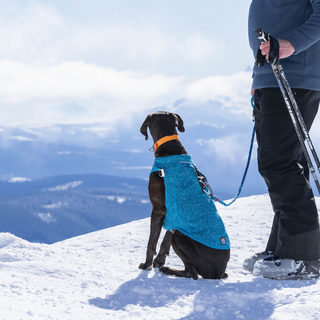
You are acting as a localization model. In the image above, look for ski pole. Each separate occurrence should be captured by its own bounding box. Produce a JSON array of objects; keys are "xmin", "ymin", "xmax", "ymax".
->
[{"xmin": 254, "ymin": 28, "xmax": 320, "ymax": 194}]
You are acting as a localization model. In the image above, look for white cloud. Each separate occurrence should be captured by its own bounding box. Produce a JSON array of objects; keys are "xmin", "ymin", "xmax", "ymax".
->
[
  {"xmin": 0, "ymin": 59, "xmax": 185, "ymax": 126},
  {"xmin": 186, "ymin": 71, "xmax": 252, "ymax": 112},
  {"xmin": 0, "ymin": 2, "xmax": 254, "ymax": 127},
  {"xmin": 179, "ymin": 33, "xmax": 225, "ymax": 62},
  {"xmin": 0, "ymin": 61, "xmax": 253, "ymax": 126},
  {"xmin": 123, "ymin": 149, "xmax": 143, "ymax": 154},
  {"xmin": 198, "ymin": 134, "xmax": 253, "ymax": 163},
  {"xmin": 8, "ymin": 136, "xmax": 34, "ymax": 141},
  {"xmin": 0, "ymin": 3, "xmax": 226, "ymax": 74},
  {"xmin": 0, "ymin": 3, "xmax": 64, "ymax": 63},
  {"xmin": 0, "ymin": 60, "xmax": 184, "ymax": 103}
]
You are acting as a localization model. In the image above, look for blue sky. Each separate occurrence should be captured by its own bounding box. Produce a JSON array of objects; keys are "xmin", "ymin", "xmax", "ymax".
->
[{"xmin": 0, "ymin": 0, "xmax": 254, "ymax": 126}]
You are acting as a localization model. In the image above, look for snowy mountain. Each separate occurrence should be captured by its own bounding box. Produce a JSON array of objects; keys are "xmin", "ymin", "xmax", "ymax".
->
[
  {"xmin": 0, "ymin": 101, "xmax": 268, "ymax": 198},
  {"xmin": 1, "ymin": 194, "xmax": 320, "ymax": 320},
  {"xmin": 0, "ymin": 174, "xmax": 150, "ymax": 243}
]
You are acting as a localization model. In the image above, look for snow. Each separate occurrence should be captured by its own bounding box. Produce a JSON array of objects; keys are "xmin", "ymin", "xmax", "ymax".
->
[
  {"xmin": 48, "ymin": 181, "xmax": 83, "ymax": 191},
  {"xmin": 1, "ymin": 194, "xmax": 320, "ymax": 320},
  {"xmin": 8, "ymin": 177, "xmax": 32, "ymax": 183}
]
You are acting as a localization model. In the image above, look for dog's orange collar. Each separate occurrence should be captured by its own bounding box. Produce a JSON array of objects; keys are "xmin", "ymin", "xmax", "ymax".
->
[{"xmin": 154, "ymin": 134, "xmax": 179, "ymax": 151}]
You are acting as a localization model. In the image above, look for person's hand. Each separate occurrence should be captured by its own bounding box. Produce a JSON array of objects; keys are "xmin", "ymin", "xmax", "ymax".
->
[{"xmin": 260, "ymin": 39, "xmax": 295, "ymax": 60}]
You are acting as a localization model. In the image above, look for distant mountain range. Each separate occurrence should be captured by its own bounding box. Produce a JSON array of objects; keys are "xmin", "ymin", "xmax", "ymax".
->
[
  {"xmin": 0, "ymin": 174, "xmax": 151, "ymax": 244},
  {"xmin": 0, "ymin": 102, "xmax": 271, "ymax": 244},
  {"xmin": 0, "ymin": 102, "xmax": 267, "ymax": 198}
]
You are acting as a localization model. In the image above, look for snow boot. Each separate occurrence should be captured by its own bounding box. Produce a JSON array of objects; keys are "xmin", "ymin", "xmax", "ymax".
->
[
  {"xmin": 253, "ymin": 257, "xmax": 319, "ymax": 280},
  {"xmin": 243, "ymin": 251, "xmax": 274, "ymax": 272}
]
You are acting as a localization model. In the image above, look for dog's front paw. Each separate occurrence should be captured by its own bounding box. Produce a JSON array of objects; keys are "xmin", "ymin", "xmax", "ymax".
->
[
  {"xmin": 153, "ymin": 256, "xmax": 165, "ymax": 268},
  {"xmin": 139, "ymin": 262, "xmax": 152, "ymax": 271}
]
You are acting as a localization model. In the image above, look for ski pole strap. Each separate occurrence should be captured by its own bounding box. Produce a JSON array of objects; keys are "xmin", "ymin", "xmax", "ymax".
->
[
  {"xmin": 254, "ymin": 28, "xmax": 279, "ymax": 66},
  {"xmin": 255, "ymin": 44, "xmax": 266, "ymax": 67},
  {"xmin": 268, "ymin": 36, "xmax": 279, "ymax": 65}
]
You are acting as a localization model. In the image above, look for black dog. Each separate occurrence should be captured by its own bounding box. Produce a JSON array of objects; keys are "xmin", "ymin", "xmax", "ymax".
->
[{"xmin": 139, "ymin": 112, "xmax": 230, "ymax": 280}]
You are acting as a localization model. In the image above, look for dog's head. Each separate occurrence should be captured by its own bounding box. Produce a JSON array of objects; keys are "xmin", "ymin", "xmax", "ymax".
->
[{"xmin": 140, "ymin": 111, "xmax": 185, "ymax": 142}]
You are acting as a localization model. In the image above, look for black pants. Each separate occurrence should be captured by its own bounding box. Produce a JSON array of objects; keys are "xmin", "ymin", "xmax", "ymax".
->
[{"xmin": 254, "ymin": 88, "xmax": 320, "ymax": 260}]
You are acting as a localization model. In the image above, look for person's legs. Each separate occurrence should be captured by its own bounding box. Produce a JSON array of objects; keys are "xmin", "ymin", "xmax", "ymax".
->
[{"xmin": 254, "ymin": 88, "xmax": 320, "ymax": 261}]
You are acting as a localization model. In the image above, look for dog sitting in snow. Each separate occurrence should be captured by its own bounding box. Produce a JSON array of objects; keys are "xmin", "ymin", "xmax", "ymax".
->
[{"xmin": 139, "ymin": 111, "xmax": 230, "ymax": 280}]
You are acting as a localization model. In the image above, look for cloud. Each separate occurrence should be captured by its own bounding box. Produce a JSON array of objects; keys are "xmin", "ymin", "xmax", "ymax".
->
[
  {"xmin": 186, "ymin": 71, "xmax": 252, "ymax": 112},
  {"xmin": 0, "ymin": 2, "xmax": 226, "ymax": 74},
  {"xmin": 0, "ymin": 3, "xmax": 64, "ymax": 62},
  {"xmin": 8, "ymin": 135, "xmax": 34, "ymax": 142},
  {"xmin": 0, "ymin": 59, "xmax": 185, "ymax": 125},
  {"xmin": 0, "ymin": 60, "xmax": 184, "ymax": 102},
  {"xmin": 0, "ymin": 65, "xmax": 255, "ymax": 128},
  {"xmin": 0, "ymin": 2, "xmax": 254, "ymax": 127},
  {"xmin": 123, "ymin": 149, "xmax": 143, "ymax": 154},
  {"xmin": 196, "ymin": 133, "xmax": 255, "ymax": 164}
]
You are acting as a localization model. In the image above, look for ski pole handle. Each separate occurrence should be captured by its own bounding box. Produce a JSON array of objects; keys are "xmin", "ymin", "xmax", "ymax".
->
[
  {"xmin": 254, "ymin": 28, "xmax": 279, "ymax": 66},
  {"xmin": 254, "ymin": 28, "xmax": 269, "ymax": 67},
  {"xmin": 254, "ymin": 28, "xmax": 269, "ymax": 43}
]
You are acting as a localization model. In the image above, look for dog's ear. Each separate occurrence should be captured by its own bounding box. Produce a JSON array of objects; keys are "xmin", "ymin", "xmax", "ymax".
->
[
  {"xmin": 174, "ymin": 113, "xmax": 185, "ymax": 132},
  {"xmin": 140, "ymin": 115, "xmax": 151, "ymax": 140}
]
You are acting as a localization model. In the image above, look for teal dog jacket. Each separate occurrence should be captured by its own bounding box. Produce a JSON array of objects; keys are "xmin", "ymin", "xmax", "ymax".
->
[{"xmin": 150, "ymin": 154, "xmax": 230, "ymax": 250}]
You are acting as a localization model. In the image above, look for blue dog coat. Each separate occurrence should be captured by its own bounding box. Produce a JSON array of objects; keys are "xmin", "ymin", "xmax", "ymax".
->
[{"xmin": 150, "ymin": 154, "xmax": 230, "ymax": 250}]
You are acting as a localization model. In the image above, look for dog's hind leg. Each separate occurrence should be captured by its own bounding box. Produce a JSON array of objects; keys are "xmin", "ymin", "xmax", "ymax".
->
[
  {"xmin": 159, "ymin": 265, "xmax": 198, "ymax": 280},
  {"xmin": 202, "ymin": 269, "xmax": 229, "ymax": 279},
  {"xmin": 153, "ymin": 230, "xmax": 172, "ymax": 268}
]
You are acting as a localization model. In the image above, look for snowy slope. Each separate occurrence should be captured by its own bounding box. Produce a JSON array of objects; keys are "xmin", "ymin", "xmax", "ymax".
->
[{"xmin": 1, "ymin": 195, "xmax": 320, "ymax": 320}]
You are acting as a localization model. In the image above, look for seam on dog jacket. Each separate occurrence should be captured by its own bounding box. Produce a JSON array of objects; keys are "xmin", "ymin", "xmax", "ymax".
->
[{"xmin": 150, "ymin": 154, "xmax": 230, "ymax": 250}]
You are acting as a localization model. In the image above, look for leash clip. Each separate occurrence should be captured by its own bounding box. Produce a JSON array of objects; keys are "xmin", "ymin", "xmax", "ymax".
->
[
  {"xmin": 158, "ymin": 169, "xmax": 165, "ymax": 177},
  {"xmin": 154, "ymin": 169, "xmax": 165, "ymax": 177}
]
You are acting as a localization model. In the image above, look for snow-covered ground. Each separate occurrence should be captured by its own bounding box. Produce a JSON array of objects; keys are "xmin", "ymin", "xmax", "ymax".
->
[{"xmin": 1, "ymin": 194, "xmax": 320, "ymax": 320}]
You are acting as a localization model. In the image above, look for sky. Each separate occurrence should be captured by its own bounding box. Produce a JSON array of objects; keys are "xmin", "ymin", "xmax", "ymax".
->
[
  {"xmin": 1, "ymin": 0, "xmax": 320, "ymax": 197},
  {"xmin": 0, "ymin": 0, "xmax": 253, "ymax": 126}
]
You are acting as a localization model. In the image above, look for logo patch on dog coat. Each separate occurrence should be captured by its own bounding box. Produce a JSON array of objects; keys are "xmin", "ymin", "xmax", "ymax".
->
[{"xmin": 220, "ymin": 237, "xmax": 227, "ymax": 245}]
